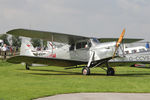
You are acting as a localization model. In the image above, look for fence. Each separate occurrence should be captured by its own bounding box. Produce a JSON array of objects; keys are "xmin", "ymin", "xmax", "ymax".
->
[{"xmin": 0, "ymin": 50, "xmax": 20, "ymax": 59}]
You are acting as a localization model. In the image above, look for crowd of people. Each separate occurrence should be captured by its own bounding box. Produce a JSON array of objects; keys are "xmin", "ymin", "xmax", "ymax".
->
[{"xmin": 0, "ymin": 44, "xmax": 19, "ymax": 59}]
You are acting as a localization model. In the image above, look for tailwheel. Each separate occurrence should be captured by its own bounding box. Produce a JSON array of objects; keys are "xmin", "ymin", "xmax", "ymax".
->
[
  {"xmin": 25, "ymin": 63, "xmax": 30, "ymax": 70},
  {"xmin": 107, "ymin": 68, "xmax": 115, "ymax": 76},
  {"xmin": 82, "ymin": 67, "xmax": 90, "ymax": 75}
]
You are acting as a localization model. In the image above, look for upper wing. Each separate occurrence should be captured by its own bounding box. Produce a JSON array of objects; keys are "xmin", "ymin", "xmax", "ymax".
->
[
  {"xmin": 6, "ymin": 55, "xmax": 87, "ymax": 67},
  {"xmin": 7, "ymin": 29, "xmax": 143, "ymax": 44},
  {"xmin": 7, "ymin": 29, "xmax": 89, "ymax": 44},
  {"xmin": 98, "ymin": 38, "xmax": 143, "ymax": 43}
]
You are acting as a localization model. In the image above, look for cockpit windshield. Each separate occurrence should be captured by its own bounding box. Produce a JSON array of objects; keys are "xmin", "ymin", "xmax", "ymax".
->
[{"xmin": 92, "ymin": 38, "xmax": 100, "ymax": 44}]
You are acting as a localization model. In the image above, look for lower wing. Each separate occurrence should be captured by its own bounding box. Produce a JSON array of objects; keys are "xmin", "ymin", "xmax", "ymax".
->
[{"xmin": 6, "ymin": 56, "xmax": 87, "ymax": 67}]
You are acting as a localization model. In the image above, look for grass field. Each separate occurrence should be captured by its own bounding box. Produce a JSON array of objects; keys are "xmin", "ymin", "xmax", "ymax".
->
[{"xmin": 1, "ymin": 60, "xmax": 150, "ymax": 100}]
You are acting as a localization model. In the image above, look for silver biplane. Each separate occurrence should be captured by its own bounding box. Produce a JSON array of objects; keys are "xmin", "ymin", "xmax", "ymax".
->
[{"xmin": 6, "ymin": 28, "xmax": 147, "ymax": 76}]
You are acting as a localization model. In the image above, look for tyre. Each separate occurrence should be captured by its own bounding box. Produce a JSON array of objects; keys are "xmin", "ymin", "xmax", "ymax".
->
[
  {"xmin": 82, "ymin": 67, "xmax": 90, "ymax": 75},
  {"xmin": 107, "ymin": 68, "xmax": 115, "ymax": 76}
]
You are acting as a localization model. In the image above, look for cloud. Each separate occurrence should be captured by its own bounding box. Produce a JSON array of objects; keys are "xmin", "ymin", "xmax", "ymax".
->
[
  {"xmin": 0, "ymin": 0, "xmax": 150, "ymax": 40},
  {"xmin": 117, "ymin": 0, "xmax": 141, "ymax": 12}
]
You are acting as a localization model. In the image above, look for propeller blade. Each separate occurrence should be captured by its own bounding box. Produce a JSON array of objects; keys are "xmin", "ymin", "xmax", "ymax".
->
[
  {"xmin": 116, "ymin": 28, "xmax": 126, "ymax": 47},
  {"xmin": 112, "ymin": 28, "xmax": 126, "ymax": 58}
]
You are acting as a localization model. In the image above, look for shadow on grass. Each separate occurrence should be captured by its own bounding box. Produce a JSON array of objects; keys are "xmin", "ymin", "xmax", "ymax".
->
[
  {"xmin": 21, "ymin": 68, "xmax": 105, "ymax": 76},
  {"xmin": 17, "ymin": 68, "xmax": 150, "ymax": 77},
  {"xmin": 115, "ymin": 73, "xmax": 150, "ymax": 77},
  {"xmin": 29, "ymin": 69, "xmax": 82, "ymax": 76}
]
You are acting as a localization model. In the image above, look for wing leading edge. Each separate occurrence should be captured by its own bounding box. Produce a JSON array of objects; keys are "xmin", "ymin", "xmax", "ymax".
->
[{"xmin": 6, "ymin": 56, "xmax": 87, "ymax": 67}]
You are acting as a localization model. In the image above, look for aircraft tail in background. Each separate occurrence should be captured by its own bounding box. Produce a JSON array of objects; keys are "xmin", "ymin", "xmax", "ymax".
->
[{"xmin": 20, "ymin": 40, "xmax": 35, "ymax": 56}]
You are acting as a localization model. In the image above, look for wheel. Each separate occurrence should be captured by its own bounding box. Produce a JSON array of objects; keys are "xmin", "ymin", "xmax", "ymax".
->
[
  {"xmin": 82, "ymin": 67, "xmax": 90, "ymax": 75},
  {"xmin": 107, "ymin": 68, "xmax": 115, "ymax": 76},
  {"xmin": 130, "ymin": 64, "xmax": 135, "ymax": 67},
  {"xmin": 25, "ymin": 63, "xmax": 30, "ymax": 70}
]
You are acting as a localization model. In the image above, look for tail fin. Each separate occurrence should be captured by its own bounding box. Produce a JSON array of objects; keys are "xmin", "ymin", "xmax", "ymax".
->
[
  {"xmin": 20, "ymin": 40, "xmax": 34, "ymax": 56},
  {"xmin": 25, "ymin": 40, "xmax": 34, "ymax": 50}
]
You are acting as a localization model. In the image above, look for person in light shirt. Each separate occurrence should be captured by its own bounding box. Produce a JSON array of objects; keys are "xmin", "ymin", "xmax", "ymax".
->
[{"xmin": 2, "ymin": 44, "xmax": 7, "ymax": 59}]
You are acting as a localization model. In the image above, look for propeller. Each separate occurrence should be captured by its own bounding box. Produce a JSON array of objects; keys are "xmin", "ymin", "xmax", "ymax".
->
[{"xmin": 112, "ymin": 28, "xmax": 126, "ymax": 58}]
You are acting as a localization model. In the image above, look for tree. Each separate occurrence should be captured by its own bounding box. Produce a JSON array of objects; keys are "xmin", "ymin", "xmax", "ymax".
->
[
  {"xmin": 31, "ymin": 38, "xmax": 41, "ymax": 47},
  {"xmin": 12, "ymin": 36, "xmax": 22, "ymax": 47},
  {"xmin": 0, "ymin": 34, "xmax": 10, "ymax": 46},
  {"xmin": 42, "ymin": 40, "xmax": 47, "ymax": 49}
]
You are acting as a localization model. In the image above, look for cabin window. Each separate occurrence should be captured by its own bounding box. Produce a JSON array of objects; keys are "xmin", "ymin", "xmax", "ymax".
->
[
  {"xmin": 92, "ymin": 38, "xmax": 100, "ymax": 43},
  {"xmin": 70, "ymin": 44, "xmax": 75, "ymax": 51},
  {"xmin": 76, "ymin": 42, "xmax": 88, "ymax": 49},
  {"xmin": 82, "ymin": 42, "xmax": 88, "ymax": 48},
  {"xmin": 76, "ymin": 42, "xmax": 82, "ymax": 49}
]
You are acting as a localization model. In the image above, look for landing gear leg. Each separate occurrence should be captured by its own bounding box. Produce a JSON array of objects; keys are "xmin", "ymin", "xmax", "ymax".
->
[
  {"xmin": 25, "ymin": 63, "xmax": 30, "ymax": 70},
  {"xmin": 106, "ymin": 62, "xmax": 115, "ymax": 76},
  {"xmin": 82, "ymin": 67, "xmax": 90, "ymax": 75},
  {"xmin": 82, "ymin": 51, "xmax": 94, "ymax": 75}
]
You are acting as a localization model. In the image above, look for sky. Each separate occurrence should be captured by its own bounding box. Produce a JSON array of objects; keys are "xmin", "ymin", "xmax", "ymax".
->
[{"xmin": 0, "ymin": 0, "xmax": 150, "ymax": 41}]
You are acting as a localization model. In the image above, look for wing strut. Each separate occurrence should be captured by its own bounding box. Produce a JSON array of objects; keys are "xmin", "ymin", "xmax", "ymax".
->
[{"xmin": 87, "ymin": 51, "xmax": 95, "ymax": 67}]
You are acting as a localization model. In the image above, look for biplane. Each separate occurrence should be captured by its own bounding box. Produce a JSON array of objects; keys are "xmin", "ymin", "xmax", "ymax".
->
[{"xmin": 6, "ymin": 28, "xmax": 146, "ymax": 76}]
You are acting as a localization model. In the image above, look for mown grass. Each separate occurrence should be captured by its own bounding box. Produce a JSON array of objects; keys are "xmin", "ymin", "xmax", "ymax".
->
[{"xmin": 1, "ymin": 60, "xmax": 150, "ymax": 100}]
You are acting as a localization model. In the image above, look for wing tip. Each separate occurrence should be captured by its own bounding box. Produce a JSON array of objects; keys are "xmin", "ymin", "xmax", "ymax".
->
[{"xmin": 7, "ymin": 28, "xmax": 22, "ymax": 34}]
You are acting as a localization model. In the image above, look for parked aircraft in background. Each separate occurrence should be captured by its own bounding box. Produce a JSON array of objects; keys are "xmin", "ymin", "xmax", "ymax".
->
[
  {"xmin": 6, "ymin": 28, "xmax": 150, "ymax": 76},
  {"xmin": 124, "ymin": 46, "xmax": 147, "ymax": 54}
]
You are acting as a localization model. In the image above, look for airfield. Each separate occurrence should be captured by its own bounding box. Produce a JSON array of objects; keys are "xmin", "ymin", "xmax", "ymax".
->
[{"xmin": 1, "ymin": 60, "xmax": 150, "ymax": 100}]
